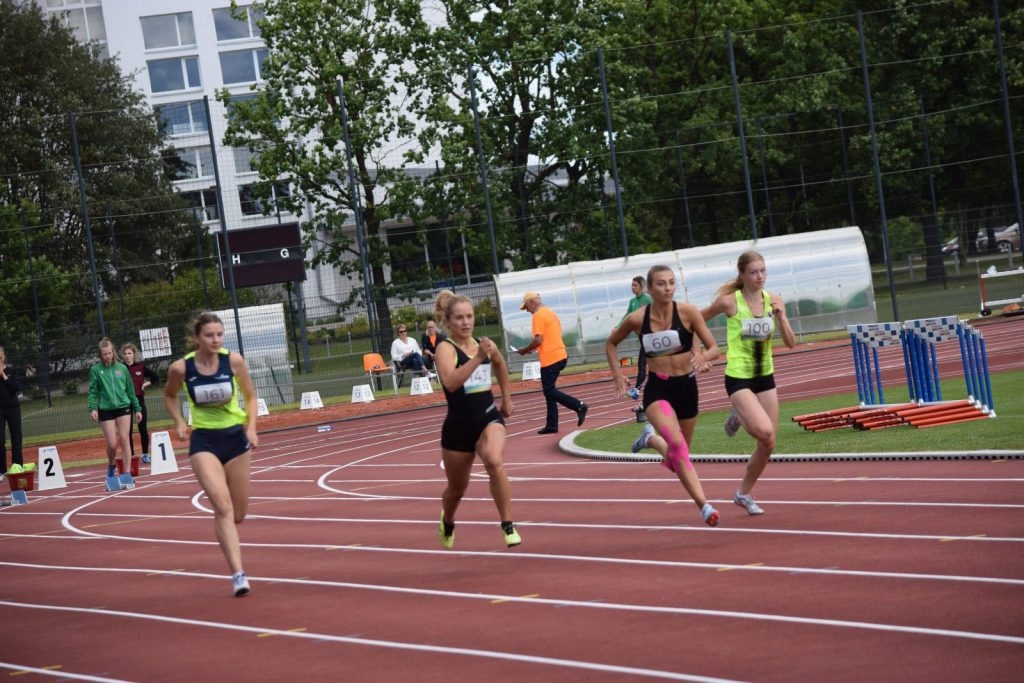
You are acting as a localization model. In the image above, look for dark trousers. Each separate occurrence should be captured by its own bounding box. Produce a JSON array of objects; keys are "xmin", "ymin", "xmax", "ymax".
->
[
  {"xmin": 400, "ymin": 353, "xmax": 427, "ymax": 372},
  {"xmin": 540, "ymin": 358, "xmax": 582, "ymax": 429},
  {"xmin": 128, "ymin": 395, "xmax": 150, "ymax": 456},
  {"xmin": 0, "ymin": 404, "xmax": 23, "ymax": 470},
  {"xmin": 635, "ymin": 348, "xmax": 648, "ymax": 389}
]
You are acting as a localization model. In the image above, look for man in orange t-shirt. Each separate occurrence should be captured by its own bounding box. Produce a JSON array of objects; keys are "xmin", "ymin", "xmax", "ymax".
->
[{"xmin": 517, "ymin": 292, "xmax": 588, "ymax": 434}]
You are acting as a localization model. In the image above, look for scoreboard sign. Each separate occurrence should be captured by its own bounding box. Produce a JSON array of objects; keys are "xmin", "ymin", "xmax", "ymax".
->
[{"xmin": 216, "ymin": 223, "xmax": 306, "ymax": 287}]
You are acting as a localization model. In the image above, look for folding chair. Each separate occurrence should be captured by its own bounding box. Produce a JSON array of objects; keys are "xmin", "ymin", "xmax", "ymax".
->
[{"xmin": 362, "ymin": 353, "xmax": 398, "ymax": 395}]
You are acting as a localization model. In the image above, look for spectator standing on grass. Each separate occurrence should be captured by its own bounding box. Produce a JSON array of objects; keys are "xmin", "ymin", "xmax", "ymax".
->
[
  {"xmin": 433, "ymin": 290, "xmax": 520, "ymax": 549},
  {"xmin": 164, "ymin": 312, "xmax": 259, "ymax": 597},
  {"xmin": 87, "ymin": 338, "xmax": 141, "ymax": 479},
  {"xmin": 620, "ymin": 275, "xmax": 653, "ymax": 400},
  {"xmin": 420, "ymin": 320, "xmax": 445, "ymax": 372},
  {"xmin": 701, "ymin": 250, "xmax": 796, "ymax": 516},
  {"xmin": 605, "ymin": 265, "xmax": 722, "ymax": 527},
  {"xmin": 121, "ymin": 343, "xmax": 159, "ymax": 464},
  {"xmin": 391, "ymin": 323, "xmax": 429, "ymax": 376},
  {"xmin": 0, "ymin": 346, "xmax": 24, "ymax": 476},
  {"xmin": 517, "ymin": 291, "xmax": 588, "ymax": 434}
]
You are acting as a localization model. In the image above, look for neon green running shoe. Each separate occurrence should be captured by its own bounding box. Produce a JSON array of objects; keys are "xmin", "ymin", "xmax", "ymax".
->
[
  {"xmin": 7, "ymin": 463, "xmax": 23, "ymax": 475},
  {"xmin": 501, "ymin": 521, "xmax": 521, "ymax": 547},
  {"xmin": 438, "ymin": 511, "xmax": 455, "ymax": 549}
]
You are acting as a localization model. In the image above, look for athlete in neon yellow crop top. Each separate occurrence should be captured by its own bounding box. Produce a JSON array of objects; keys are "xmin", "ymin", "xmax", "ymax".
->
[
  {"xmin": 164, "ymin": 312, "xmax": 259, "ymax": 598},
  {"xmin": 703, "ymin": 251, "xmax": 796, "ymax": 516}
]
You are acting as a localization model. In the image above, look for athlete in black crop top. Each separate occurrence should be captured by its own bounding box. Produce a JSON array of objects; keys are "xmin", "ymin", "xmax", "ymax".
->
[
  {"xmin": 605, "ymin": 264, "xmax": 722, "ymax": 527},
  {"xmin": 639, "ymin": 302, "xmax": 694, "ymax": 357},
  {"xmin": 433, "ymin": 290, "xmax": 521, "ymax": 549}
]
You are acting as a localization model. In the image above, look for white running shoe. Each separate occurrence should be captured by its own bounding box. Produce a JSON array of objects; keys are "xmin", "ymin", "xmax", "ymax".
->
[
  {"xmin": 631, "ymin": 423, "xmax": 655, "ymax": 453},
  {"xmin": 733, "ymin": 490, "xmax": 764, "ymax": 515},
  {"xmin": 724, "ymin": 410, "xmax": 742, "ymax": 437},
  {"xmin": 625, "ymin": 387, "xmax": 640, "ymax": 400},
  {"xmin": 701, "ymin": 503, "xmax": 720, "ymax": 527},
  {"xmin": 232, "ymin": 571, "xmax": 251, "ymax": 597}
]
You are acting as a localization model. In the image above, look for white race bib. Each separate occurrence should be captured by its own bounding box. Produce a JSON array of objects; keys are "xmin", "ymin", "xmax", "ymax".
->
[
  {"xmin": 642, "ymin": 330, "xmax": 683, "ymax": 357},
  {"xmin": 193, "ymin": 380, "xmax": 233, "ymax": 406},
  {"xmin": 740, "ymin": 316, "xmax": 775, "ymax": 341},
  {"xmin": 464, "ymin": 364, "xmax": 492, "ymax": 393}
]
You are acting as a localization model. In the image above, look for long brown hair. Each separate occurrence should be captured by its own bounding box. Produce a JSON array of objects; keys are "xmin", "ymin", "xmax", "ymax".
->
[
  {"xmin": 714, "ymin": 251, "xmax": 765, "ymax": 299},
  {"xmin": 186, "ymin": 312, "xmax": 223, "ymax": 349}
]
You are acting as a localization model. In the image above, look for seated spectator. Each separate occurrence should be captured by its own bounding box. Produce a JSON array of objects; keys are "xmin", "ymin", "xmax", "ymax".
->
[
  {"xmin": 420, "ymin": 320, "xmax": 446, "ymax": 371},
  {"xmin": 391, "ymin": 324, "xmax": 428, "ymax": 375}
]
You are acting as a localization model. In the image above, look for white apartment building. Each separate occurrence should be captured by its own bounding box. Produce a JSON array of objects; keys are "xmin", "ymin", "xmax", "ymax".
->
[{"xmin": 34, "ymin": 0, "xmax": 352, "ymax": 316}]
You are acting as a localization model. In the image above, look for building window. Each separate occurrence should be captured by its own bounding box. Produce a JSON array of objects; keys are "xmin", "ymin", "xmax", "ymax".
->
[
  {"xmin": 213, "ymin": 5, "xmax": 263, "ymax": 41},
  {"xmin": 52, "ymin": 3, "xmax": 107, "ymax": 43},
  {"xmin": 239, "ymin": 182, "xmax": 289, "ymax": 216},
  {"xmin": 148, "ymin": 56, "xmax": 201, "ymax": 93},
  {"xmin": 233, "ymin": 147, "xmax": 259, "ymax": 173},
  {"xmin": 180, "ymin": 189, "xmax": 220, "ymax": 223},
  {"xmin": 140, "ymin": 13, "xmax": 196, "ymax": 50},
  {"xmin": 220, "ymin": 48, "xmax": 268, "ymax": 85},
  {"xmin": 154, "ymin": 100, "xmax": 208, "ymax": 136},
  {"xmin": 168, "ymin": 145, "xmax": 215, "ymax": 181}
]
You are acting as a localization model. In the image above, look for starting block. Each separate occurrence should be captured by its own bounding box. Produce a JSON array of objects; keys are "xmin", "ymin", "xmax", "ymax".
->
[
  {"xmin": 106, "ymin": 473, "xmax": 135, "ymax": 491},
  {"xmin": 522, "ymin": 361, "xmax": 541, "ymax": 380},
  {"xmin": 9, "ymin": 490, "xmax": 28, "ymax": 505}
]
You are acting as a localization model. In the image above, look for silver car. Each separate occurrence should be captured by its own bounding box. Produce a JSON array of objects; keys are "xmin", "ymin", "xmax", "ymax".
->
[{"xmin": 976, "ymin": 223, "xmax": 1020, "ymax": 253}]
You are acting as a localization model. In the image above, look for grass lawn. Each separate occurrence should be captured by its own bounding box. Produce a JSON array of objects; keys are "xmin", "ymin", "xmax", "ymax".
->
[{"xmin": 574, "ymin": 369, "xmax": 1022, "ymax": 454}]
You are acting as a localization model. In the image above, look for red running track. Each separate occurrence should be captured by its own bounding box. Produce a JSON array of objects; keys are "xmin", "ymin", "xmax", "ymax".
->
[{"xmin": 1, "ymin": 317, "xmax": 1022, "ymax": 681}]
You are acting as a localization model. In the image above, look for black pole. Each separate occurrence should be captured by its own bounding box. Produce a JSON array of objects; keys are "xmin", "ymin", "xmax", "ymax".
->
[
  {"xmin": 467, "ymin": 67, "xmax": 501, "ymax": 274},
  {"xmin": 756, "ymin": 118, "xmax": 775, "ymax": 237},
  {"xmin": 193, "ymin": 211, "xmax": 210, "ymax": 308},
  {"xmin": 68, "ymin": 112, "xmax": 105, "ymax": 335},
  {"xmin": 435, "ymin": 161, "xmax": 455, "ymax": 287},
  {"xmin": 674, "ymin": 130, "xmax": 695, "ymax": 247},
  {"xmin": 202, "ymin": 96, "xmax": 244, "ymax": 354},
  {"xmin": 992, "ymin": 0, "xmax": 1024, "ymax": 251},
  {"xmin": 920, "ymin": 96, "xmax": 946, "ymax": 287},
  {"xmin": 20, "ymin": 211, "xmax": 52, "ymax": 408},
  {"xmin": 726, "ymin": 31, "xmax": 758, "ymax": 240},
  {"xmin": 834, "ymin": 106, "xmax": 857, "ymax": 227},
  {"xmin": 107, "ymin": 202, "xmax": 128, "ymax": 341},
  {"xmin": 597, "ymin": 47, "xmax": 628, "ymax": 257},
  {"xmin": 336, "ymin": 79, "xmax": 379, "ymax": 352},
  {"xmin": 857, "ymin": 11, "xmax": 899, "ymax": 321}
]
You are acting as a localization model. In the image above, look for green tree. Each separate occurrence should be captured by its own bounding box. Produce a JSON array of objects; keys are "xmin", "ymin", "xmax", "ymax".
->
[
  {"xmin": 219, "ymin": 0, "xmax": 432, "ymax": 349},
  {"xmin": 0, "ymin": 0, "xmax": 196, "ymax": 328}
]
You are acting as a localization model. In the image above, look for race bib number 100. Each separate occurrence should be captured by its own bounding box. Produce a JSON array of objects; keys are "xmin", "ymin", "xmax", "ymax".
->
[{"xmin": 740, "ymin": 317, "xmax": 775, "ymax": 341}]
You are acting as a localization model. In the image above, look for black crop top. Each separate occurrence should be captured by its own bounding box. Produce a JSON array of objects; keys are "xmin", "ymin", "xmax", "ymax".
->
[{"xmin": 639, "ymin": 304, "xmax": 693, "ymax": 357}]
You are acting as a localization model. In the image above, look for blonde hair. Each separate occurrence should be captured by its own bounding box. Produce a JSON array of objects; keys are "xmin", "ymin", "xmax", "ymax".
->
[
  {"xmin": 434, "ymin": 289, "xmax": 472, "ymax": 330},
  {"xmin": 714, "ymin": 251, "xmax": 765, "ymax": 299},
  {"xmin": 98, "ymin": 337, "xmax": 118, "ymax": 362},
  {"xmin": 120, "ymin": 342, "xmax": 141, "ymax": 362}
]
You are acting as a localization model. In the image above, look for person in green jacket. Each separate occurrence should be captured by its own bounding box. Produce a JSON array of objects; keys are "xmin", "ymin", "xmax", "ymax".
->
[
  {"xmin": 620, "ymin": 275, "xmax": 653, "ymax": 400},
  {"xmin": 87, "ymin": 337, "xmax": 141, "ymax": 479}
]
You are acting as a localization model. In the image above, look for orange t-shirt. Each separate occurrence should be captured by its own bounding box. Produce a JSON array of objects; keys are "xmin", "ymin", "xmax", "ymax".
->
[{"xmin": 532, "ymin": 305, "xmax": 568, "ymax": 367}]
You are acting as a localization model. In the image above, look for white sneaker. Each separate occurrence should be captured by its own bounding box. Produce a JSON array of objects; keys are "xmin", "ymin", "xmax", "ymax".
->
[
  {"xmin": 427, "ymin": 372, "xmax": 437, "ymax": 379},
  {"xmin": 724, "ymin": 410, "xmax": 742, "ymax": 437},
  {"xmin": 701, "ymin": 503, "xmax": 720, "ymax": 527},
  {"xmin": 733, "ymin": 490, "xmax": 764, "ymax": 515},
  {"xmin": 232, "ymin": 571, "xmax": 251, "ymax": 597},
  {"xmin": 631, "ymin": 423, "xmax": 655, "ymax": 453}
]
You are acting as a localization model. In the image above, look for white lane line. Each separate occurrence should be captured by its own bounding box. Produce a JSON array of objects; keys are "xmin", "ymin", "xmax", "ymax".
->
[
  {"xmin": 0, "ymin": 598, "xmax": 740, "ymax": 682},
  {"xmin": 2, "ymin": 572, "xmax": 1022, "ymax": 646}
]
